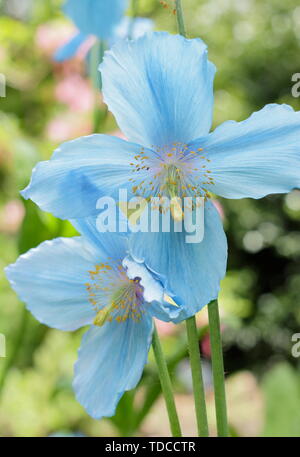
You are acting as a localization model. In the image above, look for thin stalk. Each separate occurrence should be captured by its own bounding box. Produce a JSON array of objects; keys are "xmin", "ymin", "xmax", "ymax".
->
[
  {"xmin": 132, "ymin": 0, "xmax": 139, "ymax": 17},
  {"xmin": 175, "ymin": 0, "xmax": 186, "ymax": 37},
  {"xmin": 89, "ymin": 40, "xmax": 105, "ymax": 132},
  {"xmin": 152, "ymin": 325, "xmax": 182, "ymax": 437},
  {"xmin": 186, "ymin": 317, "xmax": 209, "ymax": 436},
  {"xmin": 207, "ymin": 300, "xmax": 229, "ymax": 437},
  {"xmin": 135, "ymin": 325, "xmax": 209, "ymax": 430},
  {"xmin": 129, "ymin": 0, "xmax": 139, "ymax": 39}
]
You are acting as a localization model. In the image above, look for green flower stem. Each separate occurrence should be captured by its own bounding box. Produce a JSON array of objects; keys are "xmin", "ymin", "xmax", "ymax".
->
[
  {"xmin": 185, "ymin": 317, "xmax": 209, "ymax": 436},
  {"xmin": 207, "ymin": 300, "xmax": 229, "ymax": 437},
  {"xmin": 129, "ymin": 0, "xmax": 139, "ymax": 39},
  {"xmin": 152, "ymin": 325, "xmax": 182, "ymax": 437},
  {"xmin": 89, "ymin": 40, "xmax": 106, "ymax": 133},
  {"xmin": 131, "ymin": 0, "xmax": 139, "ymax": 17},
  {"xmin": 135, "ymin": 325, "xmax": 209, "ymax": 430},
  {"xmin": 175, "ymin": 0, "xmax": 186, "ymax": 38}
]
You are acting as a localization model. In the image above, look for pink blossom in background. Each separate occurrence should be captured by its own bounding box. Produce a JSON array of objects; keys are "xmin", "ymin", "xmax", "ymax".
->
[
  {"xmin": 76, "ymin": 35, "xmax": 95, "ymax": 60},
  {"xmin": 212, "ymin": 199, "xmax": 225, "ymax": 220},
  {"xmin": 201, "ymin": 333, "xmax": 211, "ymax": 358},
  {"xmin": 111, "ymin": 130, "xmax": 127, "ymax": 140},
  {"xmin": 36, "ymin": 21, "xmax": 95, "ymax": 63},
  {"xmin": 46, "ymin": 112, "xmax": 91, "ymax": 142},
  {"xmin": 0, "ymin": 200, "xmax": 25, "ymax": 234},
  {"xmin": 55, "ymin": 74, "xmax": 94, "ymax": 112},
  {"xmin": 36, "ymin": 22, "xmax": 76, "ymax": 58},
  {"xmin": 201, "ymin": 324, "xmax": 225, "ymax": 358},
  {"xmin": 36, "ymin": 21, "xmax": 88, "ymax": 81},
  {"xmin": 35, "ymin": 22, "xmax": 91, "ymax": 80},
  {"xmin": 155, "ymin": 319, "xmax": 178, "ymax": 338}
]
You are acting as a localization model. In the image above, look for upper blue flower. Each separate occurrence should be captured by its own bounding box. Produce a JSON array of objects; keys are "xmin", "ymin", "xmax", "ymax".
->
[
  {"xmin": 55, "ymin": 0, "xmax": 153, "ymax": 62},
  {"xmin": 21, "ymin": 32, "xmax": 300, "ymax": 318},
  {"xmin": 5, "ymin": 223, "xmax": 180, "ymax": 419},
  {"xmin": 64, "ymin": 0, "xmax": 128, "ymax": 39}
]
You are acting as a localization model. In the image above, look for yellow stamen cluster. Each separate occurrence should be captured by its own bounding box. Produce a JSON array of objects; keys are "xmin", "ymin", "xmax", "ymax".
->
[
  {"xmin": 85, "ymin": 262, "xmax": 145, "ymax": 326},
  {"xmin": 129, "ymin": 143, "xmax": 215, "ymax": 206}
]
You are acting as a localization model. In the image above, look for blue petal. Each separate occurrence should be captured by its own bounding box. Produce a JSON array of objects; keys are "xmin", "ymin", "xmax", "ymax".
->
[
  {"xmin": 54, "ymin": 32, "xmax": 88, "ymax": 62},
  {"xmin": 72, "ymin": 217, "xmax": 128, "ymax": 259},
  {"xmin": 21, "ymin": 134, "xmax": 151, "ymax": 220},
  {"xmin": 122, "ymin": 255, "xmax": 164, "ymax": 303},
  {"xmin": 112, "ymin": 17, "xmax": 154, "ymax": 42},
  {"xmin": 128, "ymin": 201, "xmax": 227, "ymax": 322},
  {"xmin": 189, "ymin": 104, "xmax": 300, "ymax": 199},
  {"xmin": 73, "ymin": 317, "xmax": 153, "ymax": 419},
  {"xmin": 5, "ymin": 237, "xmax": 100, "ymax": 331},
  {"xmin": 122, "ymin": 255, "xmax": 182, "ymax": 322},
  {"xmin": 64, "ymin": 0, "xmax": 128, "ymax": 39},
  {"xmin": 100, "ymin": 32, "xmax": 216, "ymax": 149}
]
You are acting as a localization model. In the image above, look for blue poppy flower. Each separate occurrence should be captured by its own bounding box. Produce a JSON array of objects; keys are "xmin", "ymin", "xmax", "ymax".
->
[
  {"xmin": 65, "ymin": 0, "xmax": 128, "ymax": 38},
  {"xmin": 54, "ymin": 0, "xmax": 152, "ymax": 62},
  {"xmin": 55, "ymin": 0, "xmax": 127, "ymax": 61},
  {"xmin": 5, "ymin": 223, "xmax": 181, "ymax": 419},
  {"xmin": 21, "ymin": 32, "xmax": 300, "ymax": 318}
]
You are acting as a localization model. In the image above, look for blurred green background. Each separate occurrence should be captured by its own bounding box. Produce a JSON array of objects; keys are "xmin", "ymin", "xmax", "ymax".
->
[{"xmin": 0, "ymin": 0, "xmax": 300, "ymax": 437}]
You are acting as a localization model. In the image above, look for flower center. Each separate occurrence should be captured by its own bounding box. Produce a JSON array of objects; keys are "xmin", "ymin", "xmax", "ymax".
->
[
  {"xmin": 129, "ymin": 142, "xmax": 214, "ymax": 201},
  {"xmin": 85, "ymin": 262, "xmax": 145, "ymax": 326}
]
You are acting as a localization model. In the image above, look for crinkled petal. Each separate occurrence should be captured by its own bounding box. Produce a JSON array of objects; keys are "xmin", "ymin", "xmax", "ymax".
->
[
  {"xmin": 122, "ymin": 256, "xmax": 164, "ymax": 303},
  {"xmin": 64, "ymin": 0, "xmax": 128, "ymax": 39},
  {"xmin": 100, "ymin": 32, "xmax": 216, "ymax": 149},
  {"xmin": 190, "ymin": 104, "xmax": 300, "ymax": 199},
  {"xmin": 73, "ymin": 317, "xmax": 153, "ymax": 419},
  {"xmin": 128, "ymin": 201, "xmax": 227, "ymax": 322},
  {"xmin": 122, "ymin": 255, "xmax": 182, "ymax": 321},
  {"xmin": 21, "ymin": 134, "xmax": 151, "ymax": 220},
  {"xmin": 54, "ymin": 32, "xmax": 88, "ymax": 62},
  {"xmin": 5, "ymin": 237, "xmax": 100, "ymax": 331}
]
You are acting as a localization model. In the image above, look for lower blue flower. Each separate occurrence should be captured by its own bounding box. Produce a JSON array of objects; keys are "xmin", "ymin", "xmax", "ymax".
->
[{"xmin": 5, "ymin": 229, "xmax": 175, "ymax": 419}]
